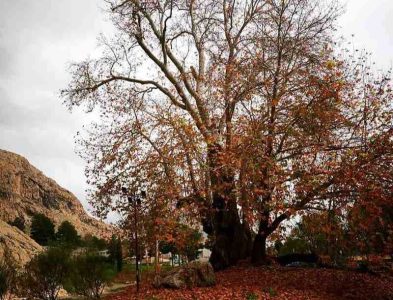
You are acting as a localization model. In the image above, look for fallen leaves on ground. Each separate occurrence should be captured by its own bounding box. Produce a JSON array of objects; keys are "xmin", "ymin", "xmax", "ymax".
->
[{"xmin": 107, "ymin": 265, "xmax": 393, "ymax": 300}]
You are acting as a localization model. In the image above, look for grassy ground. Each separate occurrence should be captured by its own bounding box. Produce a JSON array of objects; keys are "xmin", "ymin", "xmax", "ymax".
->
[{"xmin": 113, "ymin": 262, "xmax": 173, "ymax": 285}]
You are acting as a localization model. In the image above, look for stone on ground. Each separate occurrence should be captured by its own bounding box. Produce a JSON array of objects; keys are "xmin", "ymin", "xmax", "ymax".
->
[{"xmin": 153, "ymin": 261, "xmax": 216, "ymax": 289}]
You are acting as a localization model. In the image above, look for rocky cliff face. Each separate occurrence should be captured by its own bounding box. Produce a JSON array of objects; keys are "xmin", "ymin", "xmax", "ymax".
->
[
  {"xmin": 0, "ymin": 149, "xmax": 111, "ymax": 265},
  {"xmin": 0, "ymin": 220, "xmax": 42, "ymax": 266}
]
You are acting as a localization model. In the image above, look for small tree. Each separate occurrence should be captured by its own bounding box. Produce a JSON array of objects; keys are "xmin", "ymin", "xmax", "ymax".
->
[
  {"xmin": 30, "ymin": 214, "xmax": 55, "ymax": 246},
  {"xmin": 66, "ymin": 252, "xmax": 114, "ymax": 299},
  {"xmin": 159, "ymin": 224, "xmax": 203, "ymax": 263},
  {"xmin": 19, "ymin": 247, "xmax": 70, "ymax": 300},
  {"xmin": 56, "ymin": 221, "xmax": 80, "ymax": 247},
  {"xmin": 171, "ymin": 225, "xmax": 203, "ymax": 262}
]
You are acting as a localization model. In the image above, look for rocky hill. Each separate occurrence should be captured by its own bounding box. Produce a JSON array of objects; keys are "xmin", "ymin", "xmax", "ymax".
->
[
  {"xmin": 0, "ymin": 220, "xmax": 42, "ymax": 266},
  {"xmin": 0, "ymin": 149, "xmax": 111, "ymax": 265}
]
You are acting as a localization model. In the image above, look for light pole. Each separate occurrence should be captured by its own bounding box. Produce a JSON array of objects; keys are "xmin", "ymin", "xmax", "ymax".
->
[{"xmin": 122, "ymin": 187, "xmax": 146, "ymax": 293}]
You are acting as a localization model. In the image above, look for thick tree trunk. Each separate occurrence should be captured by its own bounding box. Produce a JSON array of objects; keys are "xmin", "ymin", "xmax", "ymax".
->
[
  {"xmin": 209, "ymin": 207, "xmax": 253, "ymax": 270},
  {"xmin": 251, "ymin": 233, "xmax": 267, "ymax": 265},
  {"xmin": 207, "ymin": 143, "xmax": 252, "ymax": 270}
]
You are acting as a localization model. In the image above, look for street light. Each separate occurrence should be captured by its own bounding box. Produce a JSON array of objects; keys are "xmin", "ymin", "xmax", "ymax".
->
[{"xmin": 122, "ymin": 187, "xmax": 146, "ymax": 293}]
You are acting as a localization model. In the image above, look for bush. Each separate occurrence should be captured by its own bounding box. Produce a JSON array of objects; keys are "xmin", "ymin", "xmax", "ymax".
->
[
  {"xmin": 30, "ymin": 214, "xmax": 55, "ymax": 246},
  {"xmin": 19, "ymin": 247, "xmax": 70, "ymax": 300},
  {"xmin": 66, "ymin": 251, "xmax": 114, "ymax": 299}
]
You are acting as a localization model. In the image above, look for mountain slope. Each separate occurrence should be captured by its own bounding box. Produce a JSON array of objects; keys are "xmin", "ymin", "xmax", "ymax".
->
[
  {"xmin": 0, "ymin": 149, "xmax": 111, "ymax": 264},
  {"xmin": 0, "ymin": 220, "xmax": 42, "ymax": 266}
]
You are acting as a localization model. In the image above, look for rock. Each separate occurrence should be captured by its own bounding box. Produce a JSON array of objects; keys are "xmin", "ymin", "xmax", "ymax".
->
[
  {"xmin": 153, "ymin": 261, "xmax": 216, "ymax": 289},
  {"xmin": 0, "ymin": 220, "xmax": 42, "ymax": 267},
  {"xmin": 0, "ymin": 149, "xmax": 112, "ymax": 265}
]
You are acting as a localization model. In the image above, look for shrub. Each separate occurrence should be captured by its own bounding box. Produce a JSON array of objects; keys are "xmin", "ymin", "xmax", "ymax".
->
[
  {"xmin": 19, "ymin": 247, "xmax": 70, "ymax": 300},
  {"xmin": 66, "ymin": 251, "xmax": 114, "ymax": 299},
  {"xmin": 30, "ymin": 214, "xmax": 55, "ymax": 246}
]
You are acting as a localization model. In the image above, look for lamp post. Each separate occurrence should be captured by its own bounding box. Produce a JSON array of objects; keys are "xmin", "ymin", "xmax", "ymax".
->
[{"xmin": 122, "ymin": 187, "xmax": 146, "ymax": 293}]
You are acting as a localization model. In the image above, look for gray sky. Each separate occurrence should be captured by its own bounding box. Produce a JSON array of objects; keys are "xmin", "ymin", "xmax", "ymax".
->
[{"xmin": 0, "ymin": 0, "xmax": 392, "ymax": 222}]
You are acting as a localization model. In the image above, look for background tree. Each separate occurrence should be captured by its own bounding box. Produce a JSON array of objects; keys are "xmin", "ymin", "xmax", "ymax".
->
[
  {"xmin": 173, "ymin": 224, "xmax": 203, "ymax": 262},
  {"xmin": 63, "ymin": 0, "xmax": 393, "ymax": 269},
  {"xmin": 81, "ymin": 234, "xmax": 108, "ymax": 250},
  {"xmin": 108, "ymin": 235, "xmax": 123, "ymax": 272},
  {"xmin": 30, "ymin": 214, "xmax": 55, "ymax": 246},
  {"xmin": 55, "ymin": 221, "xmax": 81, "ymax": 248},
  {"xmin": 278, "ymin": 212, "xmax": 349, "ymax": 265}
]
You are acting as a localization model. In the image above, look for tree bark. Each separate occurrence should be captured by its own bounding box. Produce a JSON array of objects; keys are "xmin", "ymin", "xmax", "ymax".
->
[
  {"xmin": 251, "ymin": 233, "xmax": 267, "ymax": 265},
  {"xmin": 209, "ymin": 208, "xmax": 253, "ymax": 270},
  {"xmin": 207, "ymin": 143, "xmax": 252, "ymax": 270}
]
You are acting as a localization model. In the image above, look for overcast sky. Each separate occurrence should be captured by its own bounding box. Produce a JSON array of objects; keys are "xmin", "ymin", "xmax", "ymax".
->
[{"xmin": 0, "ymin": 0, "xmax": 392, "ymax": 222}]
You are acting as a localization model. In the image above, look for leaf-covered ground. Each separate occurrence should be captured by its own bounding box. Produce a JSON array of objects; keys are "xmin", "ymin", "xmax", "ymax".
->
[{"xmin": 107, "ymin": 266, "xmax": 393, "ymax": 300}]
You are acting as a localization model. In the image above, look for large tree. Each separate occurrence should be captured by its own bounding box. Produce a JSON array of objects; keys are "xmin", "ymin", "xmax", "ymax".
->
[{"xmin": 63, "ymin": 0, "xmax": 393, "ymax": 269}]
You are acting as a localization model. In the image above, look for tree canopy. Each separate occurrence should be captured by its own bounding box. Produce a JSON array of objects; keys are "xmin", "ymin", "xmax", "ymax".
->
[
  {"xmin": 56, "ymin": 221, "xmax": 81, "ymax": 247},
  {"xmin": 63, "ymin": 0, "xmax": 393, "ymax": 269}
]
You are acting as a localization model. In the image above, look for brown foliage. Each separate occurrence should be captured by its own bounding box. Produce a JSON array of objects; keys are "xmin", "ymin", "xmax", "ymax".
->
[{"xmin": 62, "ymin": 0, "xmax": 393, "ymax": 266}]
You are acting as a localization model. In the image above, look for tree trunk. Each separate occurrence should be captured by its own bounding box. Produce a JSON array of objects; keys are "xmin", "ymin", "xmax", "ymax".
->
[
  {"xmin": 207, "ymin": 143, "xmax": 252, "ymax": 270},
  {"xmin": 209, "ymin": 208, "xmax": 253, "ymax": 270},
  {"xmin": 251, "ymin": 197, "xmax": 272, "ymax": 265},
  {"xmin": 251, "ymin": 233, "xmax": 267, "ymax": 265}
]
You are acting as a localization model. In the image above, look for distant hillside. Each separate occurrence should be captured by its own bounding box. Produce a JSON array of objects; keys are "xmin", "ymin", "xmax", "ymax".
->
[{"xmin": 0, "ymin": 149, "xmax": 111, "ymax": 265}]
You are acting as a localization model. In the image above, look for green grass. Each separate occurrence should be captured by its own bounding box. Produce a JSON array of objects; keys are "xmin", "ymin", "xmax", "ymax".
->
[
  {"xmin": 246, "ymin": 292, "xmax": 258, "ymax": 300},
  {"xmin": 262, "ymin": 287, "xmax": 278, "ymax": 297},
  {"xmin": 112, "ymin": 262, "xmax": 174, "ymax": 285},
  {"xmin": 123, "ymin": 263, "xmax": 154, "ymax": 272},
  {"xmin": 123, "ymin": 262, "xmax": 173, "ymax": 273}
]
